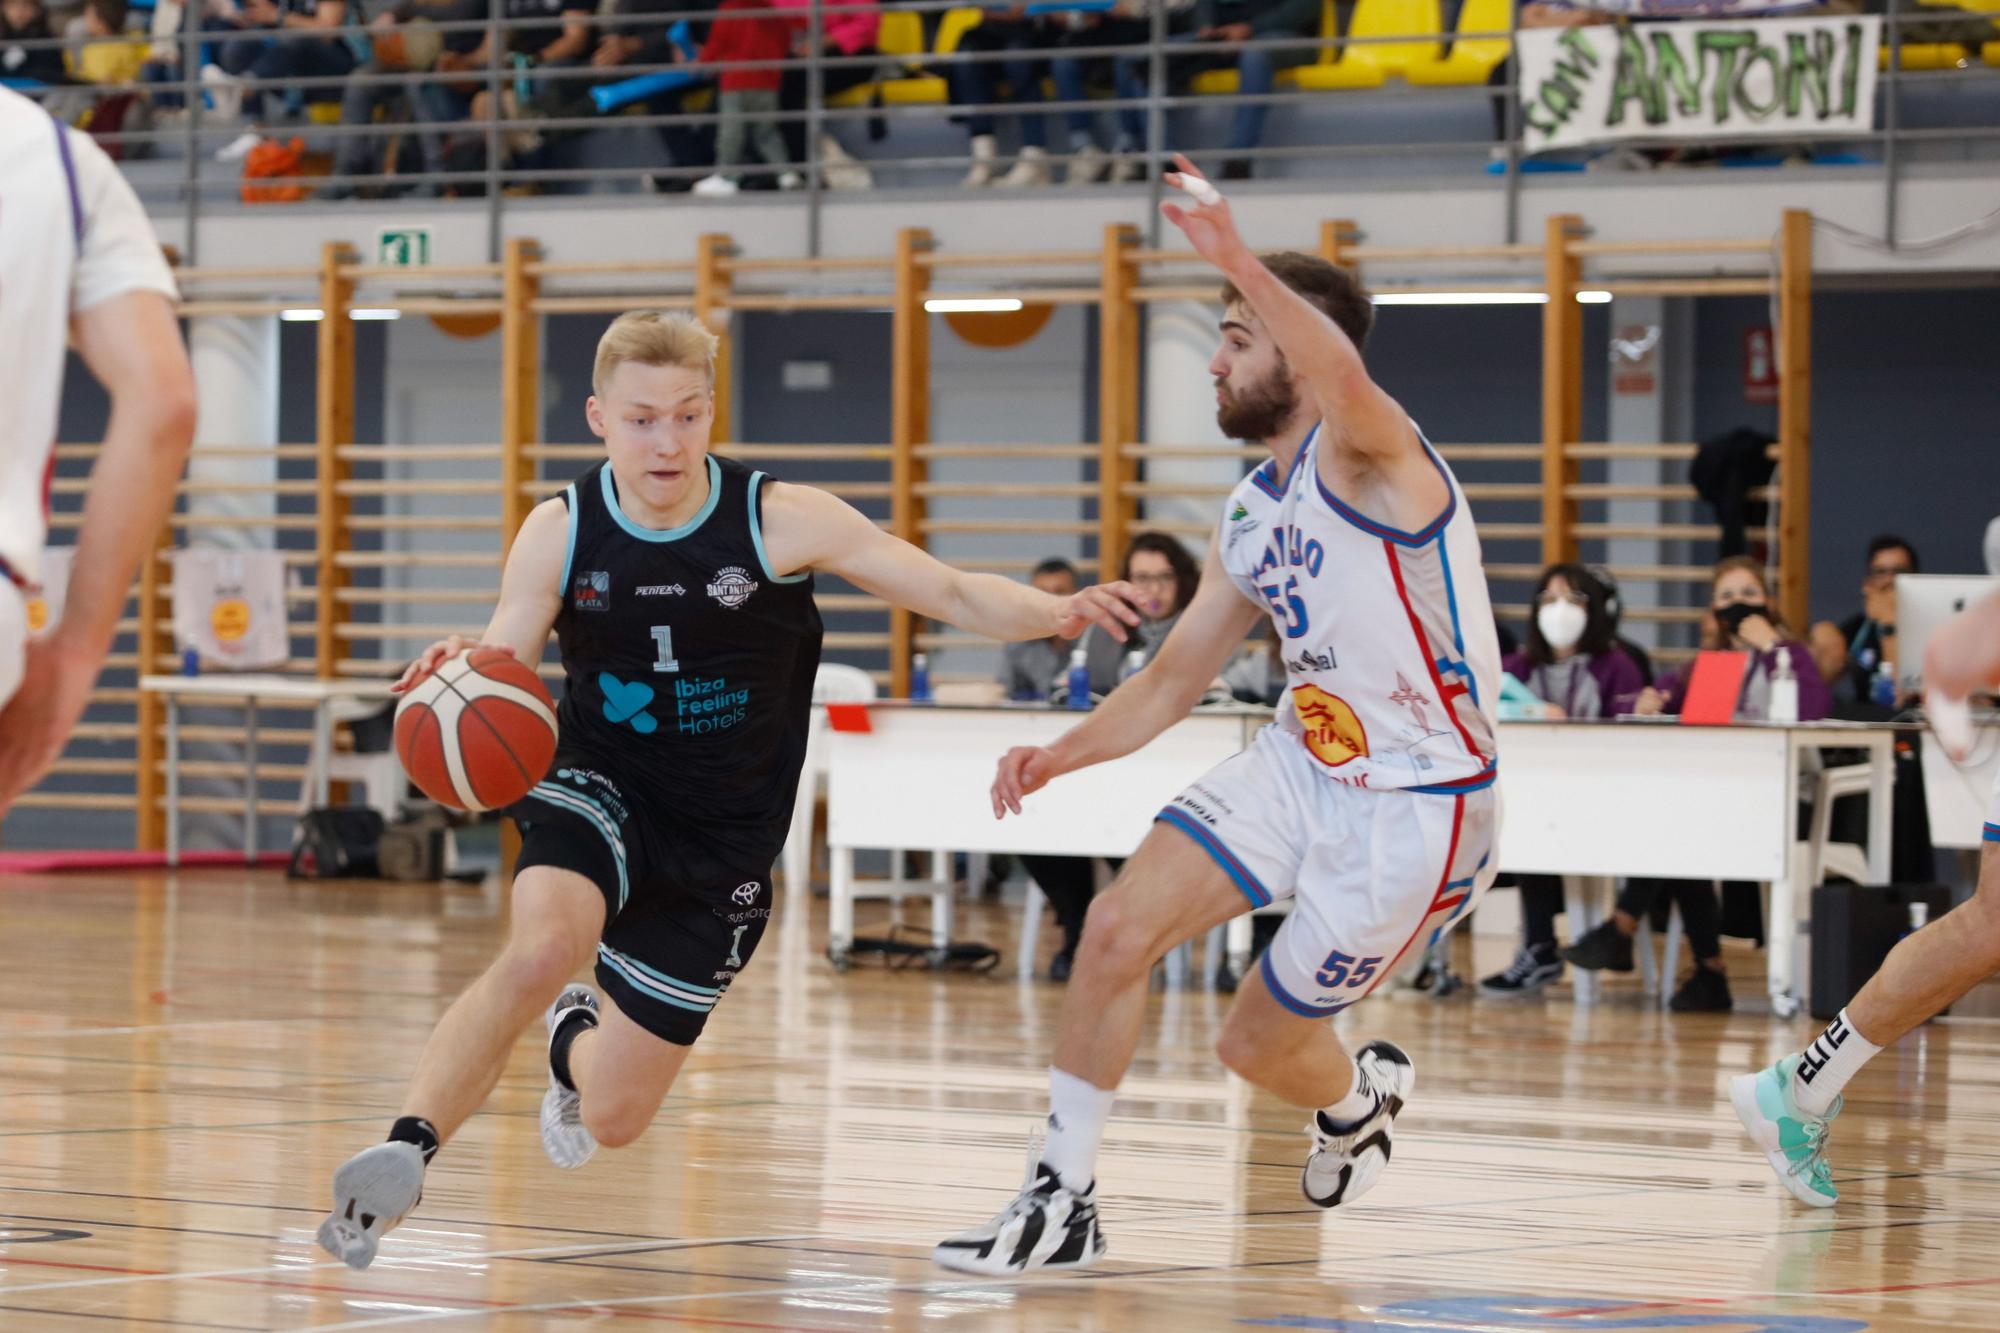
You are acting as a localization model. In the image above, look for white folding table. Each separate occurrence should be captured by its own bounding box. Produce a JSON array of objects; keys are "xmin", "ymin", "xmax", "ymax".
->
[{"xmin": 139, "ymin": 674, "xmax": 397, "ymax": 866}]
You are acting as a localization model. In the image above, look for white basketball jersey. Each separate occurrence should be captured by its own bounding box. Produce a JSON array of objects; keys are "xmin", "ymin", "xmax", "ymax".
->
[
  {"xmin": 1220, "ymin": 423, "xmax": 1500, "ymax": 793},
  {"xmin": 0, "ymin": 86, "xmax": 177, "ymax": 587}
]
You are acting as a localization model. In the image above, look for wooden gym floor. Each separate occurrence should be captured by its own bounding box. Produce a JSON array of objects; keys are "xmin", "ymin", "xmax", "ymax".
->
[{"xmin": 0, "ymin": 868, "xmax": 1994, "ymax": 1330}]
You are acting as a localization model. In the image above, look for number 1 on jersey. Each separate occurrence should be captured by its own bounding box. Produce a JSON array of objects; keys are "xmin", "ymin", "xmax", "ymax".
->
[{"xmin": 649, "ymin": 625, "xmax": 680, "ymax": 674}]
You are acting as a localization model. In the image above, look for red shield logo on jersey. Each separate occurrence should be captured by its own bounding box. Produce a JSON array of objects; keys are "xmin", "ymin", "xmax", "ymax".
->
[{"xmin": 1292, "ymin": 683, "xmax": 1369, "ymax": 768}]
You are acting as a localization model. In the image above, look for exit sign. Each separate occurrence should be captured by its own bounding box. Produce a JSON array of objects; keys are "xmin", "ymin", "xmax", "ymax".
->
[{"xmin": 376, "ymin": 227, "xmax": 431, "ymax": 267}]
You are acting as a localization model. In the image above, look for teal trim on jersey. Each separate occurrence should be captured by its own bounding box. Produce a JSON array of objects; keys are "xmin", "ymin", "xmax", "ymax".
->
[
  {"xmin": 748, "ymin": 472, "xmax": 810, "ymax": 584},
  {"xmin": 558, "ymin": 483, "xmax": 578, "ymax": 600},
  {"xmin": 600, "ymin": 455, "xmax": 722, "ymax": 543}
]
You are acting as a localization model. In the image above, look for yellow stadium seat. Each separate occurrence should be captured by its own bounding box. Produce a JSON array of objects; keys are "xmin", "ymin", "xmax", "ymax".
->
[
  {"xmin": 1406, "ymin": 0, "xmax": 1510, "ymax": 86},
  {"xmin": 1294, "ymin": 0, "xmax": 1444, "ymax": 89}
]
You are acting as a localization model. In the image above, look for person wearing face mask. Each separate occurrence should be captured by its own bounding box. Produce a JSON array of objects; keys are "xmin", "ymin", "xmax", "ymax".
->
[
  {"xmin": 1567, "ymin": 557, "xmax": 1829, "ymax": 1012},
  {"xmin": 1480, "ymin": 565, "xmax": 1647, "ymax": 997}
]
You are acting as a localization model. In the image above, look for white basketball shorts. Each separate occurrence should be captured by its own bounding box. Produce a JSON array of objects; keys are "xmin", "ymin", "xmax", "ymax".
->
[
  {"xmin": 1157, "ymin": 723, "xmax": 1498, "ymax": 1018},
  {"xmin": 0, "ymin": 579, "xmax": 26, "ymax": 713}
]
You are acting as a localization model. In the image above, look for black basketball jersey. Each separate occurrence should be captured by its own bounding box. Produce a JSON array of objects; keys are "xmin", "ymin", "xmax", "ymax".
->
[{"xmin": 552, "ymin": 455, "xmax": 823, "ymax": 860}]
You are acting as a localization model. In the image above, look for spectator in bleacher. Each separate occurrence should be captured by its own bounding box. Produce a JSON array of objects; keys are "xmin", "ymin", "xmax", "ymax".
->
[
  {"xmin": 206, "ymin": 0, "xmax": 357, "ymax": 159},
  {"xmin": 775, "ymin": 0, "xmax": 877, "ymax": 187},
  {"xmin": 3, "ymin": 0, "xmax": 74, "ymax": 85},
  {"xmin": 1047, "ymin": 3, "xmax": 1165, "ymax": 184},
  {"xmin": 1809, "ymin": 534, "xmax": 1919, "ymax": 706},
  {"xmin": 1565, "ymin": 556, "xmax": 1828, "ymax": 1013},
  {"xmin": 692, "ymin": 0, "xmax": 801, "ymax": 194},
  {"xmin": 323, "ymin": 0, "xmax": 480, "ymax": 198},
  {"xmin": 1479, "ymin": 563, "xmax": 1647, "ymax": 998},
  {"xmin": 997, "ymin": 557, "xmax": 1080, "ymax": 701},
  {"xmin": 590, "ymin": 0, "xmax": 714, "ymax": 191},
  {"xmin": 1025, "ymin": 532, "xmax": 1199, "ymax": 982},
  {"xmin": 952, "ymin": 6, "xmax": 1056, "ymax": 187}
]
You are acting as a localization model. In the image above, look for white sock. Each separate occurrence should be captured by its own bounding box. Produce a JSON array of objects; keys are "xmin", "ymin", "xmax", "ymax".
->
[
  {"xmin": 1042, "ymin": 1067, "xmax": 1115, "ymax": 1191},
  {"xmin": 1317, "ymin": 1061, "xmax": 1375, "ymax": 1131},
  {"xmin": 1792, "ymin": 1008, "xmax": 1882, "ymax": 1117}
]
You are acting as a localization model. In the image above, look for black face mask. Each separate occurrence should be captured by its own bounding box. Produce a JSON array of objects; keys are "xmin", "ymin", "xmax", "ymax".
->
[{"xmin": 1715, "ymin": 602, "xmax": 1763, "ymax": 636}]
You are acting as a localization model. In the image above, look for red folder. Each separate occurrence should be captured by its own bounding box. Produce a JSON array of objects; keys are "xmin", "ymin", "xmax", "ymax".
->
[
  {"xmin": 825, "ymin": 702, "xmax": 873, "ymax": 734},
  {"xmin": 1678, "ymin": 650, "xmax": 1749, "ymax": 726}
]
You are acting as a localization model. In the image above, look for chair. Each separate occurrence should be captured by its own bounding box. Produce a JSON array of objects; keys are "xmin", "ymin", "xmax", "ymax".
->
[
  {"xmin": 781, "ymin": 664, "xmax": 878, "ymax": 893},
  {"xmin": 1293, "ymin": 0, "xmax": 1443, "ymax": 90},
  {"xmin": 1405, "ymin": 0, "xmax": 1510, "ymax": 86}
]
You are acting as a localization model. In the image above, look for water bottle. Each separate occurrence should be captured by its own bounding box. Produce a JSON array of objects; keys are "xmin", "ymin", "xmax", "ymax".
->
[
  {"xmin": 1768, "ymin": 648, "xmax": 1799, "ymax": 725},
  {"xmin": 181, "ymin": 646, "xmax": 200, "ymax": 677},
  {"xmin": 1065, "ymin": 647, "xmax": 1092, "ymax": 710},
  {"xmin": 909, "ymin": 652, "xmax": 932, "ymax": 703},
  {"xmin": 1872, "ymin": 661, "xmax": 1897, "ymax": 708},
  {"xmin": 1119, "ymin": 649, "xmax": 1146, "ymax": 684}
]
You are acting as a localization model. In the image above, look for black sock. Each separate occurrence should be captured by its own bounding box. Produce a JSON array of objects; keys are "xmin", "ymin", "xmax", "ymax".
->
[
  {"xmin": 388, "ymin": 1116, "xmax": 440, "ymax": 1164},
  {"xmin": 549, "ymin": 1006, "xmax": 599, "ymax": 1092}
]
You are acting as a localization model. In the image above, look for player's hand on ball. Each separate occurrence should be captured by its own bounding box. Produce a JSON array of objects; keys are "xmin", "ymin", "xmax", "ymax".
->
[
  {"xmin": 1053, "ymin": 582, "xmax": 1145, "ymax": 643},
  {"xmin": 1160, "ymin": 153, "xmax": 1245, "ymax": 269},
  {"xmin": 393, "ymin": 636, "xmax": 514, "ymax": 694},
  {"xmin": 993, "ymin": 746, "xmax": 1060, "ymax": 818}
]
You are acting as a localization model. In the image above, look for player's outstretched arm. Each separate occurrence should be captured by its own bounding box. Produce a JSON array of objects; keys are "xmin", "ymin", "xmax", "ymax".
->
[
  {"xmin": 759, "ymin": 482, "xmax": 1145, "ymax": 644},
  {"xmin": 1159, "ymin": 154, "xmax": 1413, "ymax": 464},
  {"xmin": 392, "ymin": 498, "xmax": 567, "ymax": 692},
  {"xmin": 0, "ymin": 291, "xmax": 195, "ymax": 817},
  {"xmin": 993, "ymin": 538, "xmax": 1263, "ymax": 816}
]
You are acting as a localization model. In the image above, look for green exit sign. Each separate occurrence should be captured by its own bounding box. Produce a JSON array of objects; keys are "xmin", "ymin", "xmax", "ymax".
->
[{"xmin": 376, "ymin": 227, "xmax": 431, "ymax": 267}]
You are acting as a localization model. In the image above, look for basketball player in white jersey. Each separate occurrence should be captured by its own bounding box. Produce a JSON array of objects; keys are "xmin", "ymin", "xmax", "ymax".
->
[
  {"xmin": 0, "ymin": 86, "xmax": 196, "ymax": 816},
  {"xmin": 936, "ymin": 157, "xmax": 1501, "ymax": 1274},
  {"xmin": 1734, "ymin": 587, "xmax": 2000, "ymax": 1208}
]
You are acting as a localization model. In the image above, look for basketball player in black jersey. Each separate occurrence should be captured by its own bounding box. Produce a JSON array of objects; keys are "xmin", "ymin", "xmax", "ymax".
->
[{"xmin": 316, "ymin": 311, "xmax": 1144, "ymax": 1269}]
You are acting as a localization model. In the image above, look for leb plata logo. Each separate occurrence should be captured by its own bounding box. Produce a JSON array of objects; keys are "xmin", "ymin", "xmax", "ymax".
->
[{"xmin": 706, "ymin": 566, "xmax": 758, "ymax": 610}]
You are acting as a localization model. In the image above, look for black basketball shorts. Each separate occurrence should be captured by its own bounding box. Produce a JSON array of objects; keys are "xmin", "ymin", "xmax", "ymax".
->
[{"xmin": 512, "ymin": 761, "xmax": 774, "ymax": 1046}]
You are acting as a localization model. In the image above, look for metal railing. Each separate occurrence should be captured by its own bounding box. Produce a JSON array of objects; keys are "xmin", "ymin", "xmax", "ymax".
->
[{"xmin": 7, "ymin": 0, "xmax": 1998, "ymax": 257}]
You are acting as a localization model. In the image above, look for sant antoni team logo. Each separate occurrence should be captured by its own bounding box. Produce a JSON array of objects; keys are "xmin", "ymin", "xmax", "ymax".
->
[
  {"xmin": 706, "ymin": 566, "xmax": 758, "ymax": 609},
  {"xmin": 1292, "ymin": 683, "xmax": 1369, "ymax": 767}
]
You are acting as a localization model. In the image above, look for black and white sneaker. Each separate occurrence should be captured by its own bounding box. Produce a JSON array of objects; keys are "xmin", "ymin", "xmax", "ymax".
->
[
  {"xmin": 1301, "ymin": 1039, "xmax": 1414, "ymax": 1208},
  {"xmin": 1479, "ymin": 943, "xmax": 1563, "ymax": 997},
  {"xmin": 541, "ymin": 985, "xmax": 600, "ymax": 1170},
  {"xmin": 934, "ymin": 1138, "xmax": 1105, "ymax": 1275}
]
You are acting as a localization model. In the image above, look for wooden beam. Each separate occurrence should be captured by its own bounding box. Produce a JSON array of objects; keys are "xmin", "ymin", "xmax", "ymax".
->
[
  {"xmin": 500, "ymin": 237, "xmax": 541, "ymax": 549},
  {"xmin": 1777, "ymin": 208, "xmax": 1813, "ymax": 632},
  {"xmin": 889, "ymin": 228, "xmax": 933, "ymax": 698},
  {"xmin": 694, "ymin": 233, "xmax": 735, "ymax": 445},
  {"xmin": 1098, "ymin": 223, "xmax": 1140, "ymax": 577},
  {"xmin": 313, "ymin": 242, "xmax": 357, "ymax": 680},
  {"xmin": 1540, "ymin": 214, "xmax": 1584, "ymax": 567}
]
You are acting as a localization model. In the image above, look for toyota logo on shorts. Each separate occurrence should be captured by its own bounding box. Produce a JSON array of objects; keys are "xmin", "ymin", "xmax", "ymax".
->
[{"xmin": 732, "ymin": 882, "xmax": 761, "ymax": 905}]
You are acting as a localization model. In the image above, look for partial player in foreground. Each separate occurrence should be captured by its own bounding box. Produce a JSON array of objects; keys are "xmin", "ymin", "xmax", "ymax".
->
[
  {"xmin": 317, "ymin": 311, "xmax": 1146, "ymax": 1269},
  {"xmin": 0, "ymin": 86, "xmax": 196, "ymax": 814},
  {"xmin": 935, "ymin": 159, "xmax": 1501, "ymax": 1275},
  {"xmin": 1734, "ymin": 587, "xmax": 2000, "ymax": 1207}
]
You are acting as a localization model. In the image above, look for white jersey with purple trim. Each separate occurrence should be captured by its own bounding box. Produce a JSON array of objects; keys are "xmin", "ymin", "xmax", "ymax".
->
[
  {"xmin": 0, "ymin": 86, "xmax": 177, "ymax": 588},
  {"xmin": 1218, "ymin": 422, "xmax": 1500, "ymax": 794}
]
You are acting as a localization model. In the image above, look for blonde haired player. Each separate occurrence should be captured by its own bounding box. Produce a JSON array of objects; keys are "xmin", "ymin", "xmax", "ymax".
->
[
  {"xmin": 317, "ymin": 310, "xmax": 1148, "ymax": 1268},
  {"xmin": 1734, "ymin": 587, "xmax": 2000, "ymax": 1207},
  {"xmin": 0, "ymin": 86, "xmax": 195, "ymax": 816},
  {"xmin": 937, "ymin": 159, "xmax": 1500, "ymax": 1274}
]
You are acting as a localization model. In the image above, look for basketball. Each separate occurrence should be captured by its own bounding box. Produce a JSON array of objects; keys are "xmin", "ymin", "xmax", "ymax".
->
[{"xmin": 394, "ymin": 649, "xmax": 558, "ymax": 812}]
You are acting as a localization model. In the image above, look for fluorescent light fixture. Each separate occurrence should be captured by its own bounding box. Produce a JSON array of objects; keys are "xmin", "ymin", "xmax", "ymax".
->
[
  {"xmin": 1576, "ymin": 290, "xmax": 1614, "ymax": 304},
  {"xmin": 924, "ymin": 297, "xmax": 1024, "ymax": 314},
  {"xmin": 349, "ymin": 308, "xmax": 402, "ymax": 320},
  {"xmin": 1372, "ymin": 291, "xmax": 1547, "ymax": 306},
  {"xmin": 280, "ymin": 308, "xmax": 324, "ymax": 322}
]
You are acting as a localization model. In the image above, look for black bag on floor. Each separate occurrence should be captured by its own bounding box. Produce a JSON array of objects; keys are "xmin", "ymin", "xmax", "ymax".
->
[
  {"xmin": 1809, "ymin": 882, "xmax": 1954, "ymax": 1019},
  {"xmin": 288, "ymin": 806, "xmax": 385, "ymax": 879}
]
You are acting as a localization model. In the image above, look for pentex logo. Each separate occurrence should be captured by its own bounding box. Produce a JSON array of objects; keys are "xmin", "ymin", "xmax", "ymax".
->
[
  {"xmin": 635, "ymin": 583, "xmax": 686, "ymax": 597},
  {"xmin": 573, "ymin": 570, "xmax": 610, "ymax": 612},
  {"xmin": 706, "ymin": 566, "xmax": 758, "ymax": 610},
  {"xmin": 732, "ymin": 881, "xmax": 761, "ymax": 906}
]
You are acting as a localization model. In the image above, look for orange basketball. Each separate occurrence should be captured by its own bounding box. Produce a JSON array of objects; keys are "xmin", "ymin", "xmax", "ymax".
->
[{"xmin": 394, "ymin": 649, "xmax": 558, "ymax": 812}]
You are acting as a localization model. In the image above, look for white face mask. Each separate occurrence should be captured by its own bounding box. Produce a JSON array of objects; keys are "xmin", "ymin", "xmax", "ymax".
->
[{"xmin": 1537, "ymin": 600, "xmax": 1588, "ymax": 652}]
